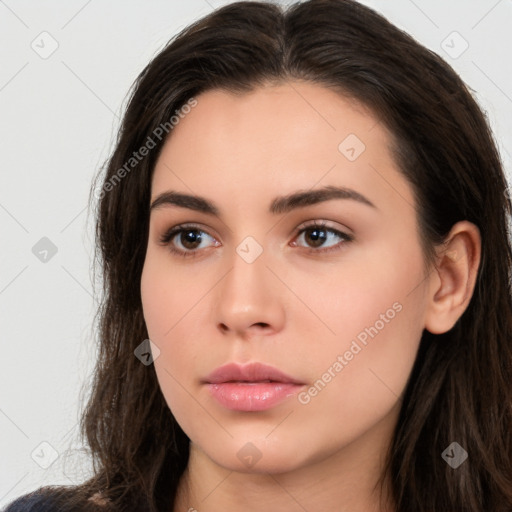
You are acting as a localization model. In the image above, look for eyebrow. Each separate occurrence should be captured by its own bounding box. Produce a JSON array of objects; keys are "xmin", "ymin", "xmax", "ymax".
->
[{"xmin": 150, "ymin": 185, "xmax": 376, "ymax": 216}]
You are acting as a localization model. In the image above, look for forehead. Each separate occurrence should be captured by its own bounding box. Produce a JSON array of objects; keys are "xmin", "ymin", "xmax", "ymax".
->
[
  {"xmin": 162, "ymin": 82, "xmax": 380, "ymax": 157},
  {"xmin": 150, "ymin": 81, "xmax": 414, "ymax": 215}
]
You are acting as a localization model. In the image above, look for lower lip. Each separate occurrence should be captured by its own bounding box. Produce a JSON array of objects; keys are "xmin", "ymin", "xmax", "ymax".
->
[{"xmin": 206, "ymin": 382, "xmax": 304, "ymax": 411}]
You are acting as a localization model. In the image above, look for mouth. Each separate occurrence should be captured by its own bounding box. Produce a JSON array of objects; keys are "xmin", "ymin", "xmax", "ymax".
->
[
  {"xmin": 221, "ymin": 379, "xmax": 279, "ymax": 383},
  {"xmin": 203, "ymin": 362, "xmax": 306, "ymax": 411},
  {"xmin": 203, "ymin": 361, "xmax": 305, "ymax": 385}
]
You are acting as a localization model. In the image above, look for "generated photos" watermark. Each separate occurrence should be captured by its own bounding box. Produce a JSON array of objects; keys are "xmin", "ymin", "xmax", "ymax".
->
[{"xmin": 298, "ymin": 301, "xmax": 403, "ymax": 405}]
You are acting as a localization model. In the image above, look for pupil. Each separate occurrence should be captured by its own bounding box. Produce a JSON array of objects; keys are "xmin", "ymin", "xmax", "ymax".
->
[
  {"xmin": 183, "ymin": 230, "xmax": 201, "ymax": 249},
  {"xmin": 308, "ymin": 228, "xmax": 326, "ymax": 247}
]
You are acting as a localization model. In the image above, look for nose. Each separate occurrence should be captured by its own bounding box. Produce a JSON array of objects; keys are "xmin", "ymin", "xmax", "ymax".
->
[{"xmin": 214, "ymin": 247, "xmax": 286, "ymax": 339}]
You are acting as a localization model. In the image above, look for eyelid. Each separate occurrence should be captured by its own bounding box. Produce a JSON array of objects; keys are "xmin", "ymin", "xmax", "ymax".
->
[
  {"xmin": 295, "ymin": 218, "xmax": 351, "ymax": 235},
  {"xmin": 158, "ymin": 222, "xmax": 219, "ymax": 248},
  {"xmin": 291, "ymin": 220, "xmax": 354, "ymax": 251}
]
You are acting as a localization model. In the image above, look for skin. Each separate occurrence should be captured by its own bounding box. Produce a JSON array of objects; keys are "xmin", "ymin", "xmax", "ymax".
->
[{"xmin": 140, "ymin": 81, "xmax": 481, "ymax": 512}]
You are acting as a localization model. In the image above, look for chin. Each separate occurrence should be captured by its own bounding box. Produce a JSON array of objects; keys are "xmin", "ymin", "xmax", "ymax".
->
[{"xmin": 201, "ymin": 436, "xmax": 316, "ymax": 475}]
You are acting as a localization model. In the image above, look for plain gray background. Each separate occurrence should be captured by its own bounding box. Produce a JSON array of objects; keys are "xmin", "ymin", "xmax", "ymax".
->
[{"xmin": 1, "ymin": 0, "xmax": 511, "ymax": 506}]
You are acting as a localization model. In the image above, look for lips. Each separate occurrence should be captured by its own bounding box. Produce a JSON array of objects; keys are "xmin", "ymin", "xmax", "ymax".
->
[
  {"xmin": 203, "ymin": 362, "xmax": 305, "ymax": 385},
  {"xmin": 203, "ymin": 362, "xmax": 306, "ymax": 412}
]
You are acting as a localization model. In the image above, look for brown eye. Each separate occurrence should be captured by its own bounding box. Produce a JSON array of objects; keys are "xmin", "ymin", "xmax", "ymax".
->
[
  {"xmin": 159, "ymin": 224, "xmax": 218, "ymax": 258},
  {"xmin": 175, "ymin": 229, "xmax": 204, "ymax": 250},
  {"xmin": 293, "ymin": 222, "xmax": 353, "ymax": 253}
]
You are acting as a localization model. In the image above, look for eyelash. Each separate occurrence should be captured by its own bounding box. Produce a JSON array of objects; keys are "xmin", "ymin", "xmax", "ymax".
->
[{"xmin": 158, "ymin": 221, "xmax": 354, "ymax": 259}]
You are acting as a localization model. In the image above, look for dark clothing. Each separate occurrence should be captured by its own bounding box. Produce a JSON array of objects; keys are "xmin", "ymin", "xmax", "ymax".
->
[{"xmin": 2, "ymin": 491, "xmax": 58, "ymax": 512}]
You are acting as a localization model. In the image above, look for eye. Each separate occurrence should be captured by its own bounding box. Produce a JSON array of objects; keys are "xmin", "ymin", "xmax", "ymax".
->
[
  {"xmin": 159, "ymin": 220, "xmax": 353, "ymax": 259},
  {"xmin": 292, "ymin": 221, "xmax": 353, "ymax": 253},
  {"xmin": 159, "ymin": 223, "xmax": 219, "ymax": 258}
]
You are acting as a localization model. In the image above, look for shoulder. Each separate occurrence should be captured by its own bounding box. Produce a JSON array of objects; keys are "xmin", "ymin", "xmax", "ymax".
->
[
  {"xmin": 0, "ymin": 487, "xmax": 110, "ymax": 512},
  {"xmin": 2, "ymin": 489, "xmax": 59, "ymax": 512},
  {"xmin": 2, "ymin": 489, "xmax": 110, "ymax": 511}
]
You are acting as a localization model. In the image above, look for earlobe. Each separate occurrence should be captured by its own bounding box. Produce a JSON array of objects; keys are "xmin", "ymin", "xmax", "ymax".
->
[{"xmin": 424, "ymin": 221, "xmax": 481, "ymax": 335}]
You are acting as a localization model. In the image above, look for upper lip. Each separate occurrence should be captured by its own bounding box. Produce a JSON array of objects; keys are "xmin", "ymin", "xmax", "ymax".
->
[{"xmin": 203, "ymin": 362, "xmax": 305, "ymax": 385}]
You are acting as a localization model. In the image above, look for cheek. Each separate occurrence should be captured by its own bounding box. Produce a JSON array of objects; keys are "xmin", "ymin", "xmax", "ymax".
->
[
  {"xmin": 291, "ymin": 240, "xmax": 426, "ymax": 417},
  {"xmin": 288, "ymin": 235, "xmax": 425, "ymax": 351},
  {"xmin": 140, "ymin": 252, "xmax": 208, "ymax": 420},
  {"xmin": 140, "ymin": 251, "xmax": 204, "ymax": 341},
  {"xmin": 294, "ymin": 304, "xmax": 422, "ymax": 452}
]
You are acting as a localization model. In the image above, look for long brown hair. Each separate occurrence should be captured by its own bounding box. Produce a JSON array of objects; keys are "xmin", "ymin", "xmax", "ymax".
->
[{"xmin": 8, "ymin": 1, "xmax": 512, "ymax": 511}]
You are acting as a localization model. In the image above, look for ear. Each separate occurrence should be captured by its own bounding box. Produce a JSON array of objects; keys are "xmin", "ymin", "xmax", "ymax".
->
[{"xmin": 424, "ymin": 220, "xmax": 481, "ymax": 335}]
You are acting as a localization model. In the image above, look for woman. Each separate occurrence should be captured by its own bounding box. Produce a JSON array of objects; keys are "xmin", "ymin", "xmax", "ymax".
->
[{"xmin": 4, "ymin": 0, "xmax": 511, "ymax": 511}]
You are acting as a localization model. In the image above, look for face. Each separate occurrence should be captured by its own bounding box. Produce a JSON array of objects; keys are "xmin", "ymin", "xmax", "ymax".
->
[{"xmin": 140, "ymin": 81, "xmax": 430, "ymax": 474}]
